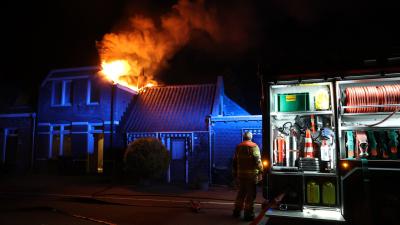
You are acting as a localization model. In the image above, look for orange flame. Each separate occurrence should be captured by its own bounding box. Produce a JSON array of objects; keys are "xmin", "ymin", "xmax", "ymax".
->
[
  {"xmin": 101, "ymin": 60, "xmax": 131, "ymax": 83},
  {"xmin": 99, "ymin": 60, "xmax": 157, "ymax": 92},
  {"xmin": 97, "ymin": 0, "xmax": 221, "ymax": 91}
]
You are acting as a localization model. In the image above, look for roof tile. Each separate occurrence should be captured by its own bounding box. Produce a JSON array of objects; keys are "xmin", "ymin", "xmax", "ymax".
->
[{"xmin": 125, "ymin": 84, "xmax": 216, "ymax": 132}]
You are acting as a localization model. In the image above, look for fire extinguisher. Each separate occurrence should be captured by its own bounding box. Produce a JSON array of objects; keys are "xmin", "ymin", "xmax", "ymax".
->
[
  {"xmin": 285, "ymin": 130, "xmax": 297, "ymax": 167},
  {"xmin": 274, "ymin": 133, "xmax": 286, "ymax": 166}
]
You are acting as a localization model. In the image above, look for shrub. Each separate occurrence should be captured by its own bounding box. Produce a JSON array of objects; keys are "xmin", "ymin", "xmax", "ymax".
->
[{"xmin": 123, "ymin": 138, "xmax": 170, "ymax": 183}]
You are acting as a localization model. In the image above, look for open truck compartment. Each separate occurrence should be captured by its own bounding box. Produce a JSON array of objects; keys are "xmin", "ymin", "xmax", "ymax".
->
[{"xmin": 263, "ymin": 72, "xmax": 400, "ymax": 223}]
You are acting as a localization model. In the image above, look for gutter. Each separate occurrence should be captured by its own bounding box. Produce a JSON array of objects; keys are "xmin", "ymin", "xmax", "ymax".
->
[{"xmin": 210, "ymin": 115, "xmax": 262, "ymax": 122}]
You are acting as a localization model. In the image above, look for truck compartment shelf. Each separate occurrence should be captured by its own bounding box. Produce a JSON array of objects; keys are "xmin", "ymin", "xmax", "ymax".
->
[{"xmin": 265, "ymin": 208, "xmax": 345, "ymax": 222}]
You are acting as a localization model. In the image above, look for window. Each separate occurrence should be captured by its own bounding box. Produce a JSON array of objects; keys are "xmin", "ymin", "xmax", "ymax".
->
[
  {"xmin": 52, "ymin": 80, "xmax": 72, "ymax": 106},
  {"xmin": 49, "ymin": 125, "xmax": 71, "ymax": 158},
  {"xmin": 51, "ymin": 134, "xmax": 60, "ymax": 159},
  {"xmin": 171, "ymin": 139, "xmax": 185, "ymax": 160},
  {"xmin": 87, "ymin": 80, "xmax": 100, "ymax": 105},
  {"xmin": 63, "ymin": 135, "xmax": 72, "ymax": 157}
]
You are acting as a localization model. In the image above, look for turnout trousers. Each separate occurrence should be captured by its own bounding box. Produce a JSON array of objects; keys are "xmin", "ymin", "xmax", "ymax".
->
[{"xmin": 234, "ymin": 177, "xmax": 257, "ymax": 215}]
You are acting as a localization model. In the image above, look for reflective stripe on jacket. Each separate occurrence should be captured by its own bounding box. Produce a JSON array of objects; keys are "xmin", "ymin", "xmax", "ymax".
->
[{"xmin": 232, "ymin": 140, "xmax": 263, "ymax": 179}]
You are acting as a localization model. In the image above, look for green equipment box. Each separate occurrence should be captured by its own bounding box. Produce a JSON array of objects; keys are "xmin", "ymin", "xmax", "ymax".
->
[{"xmin": 278, "ymin": 93, "xmax": 310, "ymax": 112}]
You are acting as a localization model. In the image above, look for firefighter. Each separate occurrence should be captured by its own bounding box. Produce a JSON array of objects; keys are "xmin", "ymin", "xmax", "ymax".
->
[{"xmin": 232, "ymin": 131, "xmax": 263, "ymax": 221}]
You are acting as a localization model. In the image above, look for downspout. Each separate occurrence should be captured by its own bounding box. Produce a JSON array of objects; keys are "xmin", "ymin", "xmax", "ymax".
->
[
  {"xmin": 110, "ymin": 83, "xmax": 116, "ymax": 173},
  {"xmin": 209, "ymin": 76, "xmax": 224, "ymax": 184},
  {"xmin": 207, "ymin": 115, "xmax": 212, "ymax": 184},
  {"xmin": 2, "ymin": 129, "xmax": 7, "ymax": 164},
  {"xmin": 31, "ymin": 113, "xmax": 36, "ymax": 173}
]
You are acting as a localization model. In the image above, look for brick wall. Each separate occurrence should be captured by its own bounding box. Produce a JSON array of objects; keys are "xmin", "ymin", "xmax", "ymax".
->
[
  {"xmin": 190, "ymin": 132, "xmax": 210, "ymax": 184},
  {"xmin": 211, "ymin": 118, "xmax": 262, "ymax": 184},
  {"xmin": 0, "ymin": 116, "xmax": 34, "ymax": 173}
]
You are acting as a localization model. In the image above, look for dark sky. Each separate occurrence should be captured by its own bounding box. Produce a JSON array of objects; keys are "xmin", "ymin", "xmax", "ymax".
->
[{"xmin": 1, "ymin": 0, "xmax": 400, "ymax": 113}]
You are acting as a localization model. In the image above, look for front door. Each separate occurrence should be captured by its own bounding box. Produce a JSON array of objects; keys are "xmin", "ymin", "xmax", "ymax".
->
[
  {"xmin": 5, "ymin": 134, "xmax": 18, "ymax": 170},
  {"xmin": 87, "ymin": 133, "xmax": 104, "ymax": 173},
  {"xmin": 160, "ymin": 133, "xmax": 192, "ymax": 184},
  {"xmin": 95, "ymin": 134, "xmax": 104, "ymax": 173},
  {"xmin": 170, "ymin": 139, "xmax": 186, "ymax": 183}
]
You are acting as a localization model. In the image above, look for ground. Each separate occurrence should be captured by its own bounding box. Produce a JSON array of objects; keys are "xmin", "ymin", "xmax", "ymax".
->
[
  {"xmin": 0, "ymin": 174, "xmax": 353, "ymax": 225},
  {"xmin": 0, "ymin": 175, "xmax": 266, "ymax": 225}
]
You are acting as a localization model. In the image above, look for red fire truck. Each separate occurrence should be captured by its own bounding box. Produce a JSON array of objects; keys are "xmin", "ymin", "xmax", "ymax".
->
[{"xmin": 261, "ymin": 67, "xmax": 400, "ymax": 224}]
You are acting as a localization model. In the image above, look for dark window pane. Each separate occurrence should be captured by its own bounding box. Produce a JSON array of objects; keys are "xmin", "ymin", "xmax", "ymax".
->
[
  {"xmin": 90, "ymin": 81, "xmax": 100, "ymax": 103},
  {"xmin": 52, "ymin": 134, "xmax": 60, "ymax": 159},
  {"xmin": 64, "ymin": 81, "xmax": 71, "ymax": 104},
  {"xmin": 63, "ymin": 135, "xmax": 72, "ymax": 156},
  {"xmin": 171, "ymin": 139, "xmax": 185, "ymax": 160},
  {"xmin": 53, "ymin": 81, "xmax": 62, "ymax": 105}
]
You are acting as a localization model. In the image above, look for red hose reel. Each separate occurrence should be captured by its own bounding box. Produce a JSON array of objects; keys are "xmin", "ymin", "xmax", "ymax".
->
[{"xmin": 345, "ymin": 84, "xmax": 400, "ymax": 113}]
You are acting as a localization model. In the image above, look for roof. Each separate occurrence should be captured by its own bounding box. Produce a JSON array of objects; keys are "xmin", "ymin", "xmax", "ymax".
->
[
  {"xmin": 41, "ymin": 66, "xmax": 99, "ymax": 87},
  {"xmin": 41, "ymin": 66, "xmax": 137, "ymax": 94},
  {"xmin": 222, "ymin": 95, "xmax": 250, "ymax": 116},
  {"xmin": 124, "ymin": 84, "xmax": 216, "ymax": 132}
]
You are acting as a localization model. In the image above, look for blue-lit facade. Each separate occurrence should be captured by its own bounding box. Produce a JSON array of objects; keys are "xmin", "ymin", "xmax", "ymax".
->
[
  {"xmin": 0, "ymin": 113, "xmax": 36, "ymax": 173},
  {"xmin": 35, "ymin": 67, "xmax": 136, "ymax": 174},
  {"xmin": 4, "ymin": 67, "xmax": 263, "ymax": 183},
  {"xmin": 210, "ymin": 115, "xmax": 262, "ymax": 184},
  {"xmin": 123, "ymin": 77, "xmax": 262, "ymax": 184}
]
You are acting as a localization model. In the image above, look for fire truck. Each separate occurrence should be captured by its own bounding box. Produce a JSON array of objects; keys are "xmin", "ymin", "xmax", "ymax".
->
[{"xmin": 261, "ymin": 66, "xmax": 400, "ymax": 224}]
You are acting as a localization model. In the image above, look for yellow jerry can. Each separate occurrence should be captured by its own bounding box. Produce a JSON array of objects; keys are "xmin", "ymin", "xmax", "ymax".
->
[
  {"xmin": 306, "ymin": 180, "xmax": 320, "ymax": 204},
  {"xmin": 322, "ymin": 181, "xmax": 336, "ymax": 205}
]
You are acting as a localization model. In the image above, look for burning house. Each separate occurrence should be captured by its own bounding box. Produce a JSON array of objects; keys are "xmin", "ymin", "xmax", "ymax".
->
[
  {"xmin": 35, "ymin": 66, "xmax": 136, "ymax": 174},
  {"xmin": 30, "ymin": 0, "xmax": 262, "ymax": 180},
  {"xmin": 33, "ymin": 66, "xmax": 262, "ymax": 183}
]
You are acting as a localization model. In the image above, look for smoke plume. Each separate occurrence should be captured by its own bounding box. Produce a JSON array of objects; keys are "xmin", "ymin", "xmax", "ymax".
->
[{"xmin": 97, "ymin": 0, "xmax": 223, "ymax": 86}]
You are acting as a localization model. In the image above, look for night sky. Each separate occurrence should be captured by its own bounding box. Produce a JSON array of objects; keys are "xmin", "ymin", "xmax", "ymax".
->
[{"xmin": 2, "ymin": 0, "xmax": 400, "ymax": 114}]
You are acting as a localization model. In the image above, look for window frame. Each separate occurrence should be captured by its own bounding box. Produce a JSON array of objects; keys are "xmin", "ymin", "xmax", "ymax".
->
[
  {"xmin": 51, "ymin": 80, "xmax": 72, "ymax": 107},
  {"xmin": 49, "ymin": 124, "xmax": 71, "ymax": 158},
  {"xmin": 86, "ymin": 79, "xmax": 100, "ymax": 105}
]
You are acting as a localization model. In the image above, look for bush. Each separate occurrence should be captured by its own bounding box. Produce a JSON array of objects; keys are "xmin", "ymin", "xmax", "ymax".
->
[{"xmin": 124, "ymin": 138, "xmax": 170, "ymax": 183}]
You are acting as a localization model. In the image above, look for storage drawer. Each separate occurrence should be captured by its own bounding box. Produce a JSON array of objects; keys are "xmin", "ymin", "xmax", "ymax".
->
[{"xmin": 278, "ymin": 93, "xmax": 310, "ymax": 112}]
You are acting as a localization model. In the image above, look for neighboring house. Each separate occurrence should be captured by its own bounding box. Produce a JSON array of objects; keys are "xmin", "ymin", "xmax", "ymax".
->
[
  {"xmin": 35, "ymin": 67, "xmax": 137, "ymax": 174},
  {"xmin": 122, "ymin": 77, "xmax": 262, "ymax": 185},
  {"xmin": 0, "ymin": 111, "xmax": 36, "ymax": 173}
]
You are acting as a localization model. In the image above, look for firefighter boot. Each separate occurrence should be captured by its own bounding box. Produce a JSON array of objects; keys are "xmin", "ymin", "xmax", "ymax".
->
[
  {"xmin": 244, "ymin": 211, "xmax": 255, "ymax": 221},
  {"xmin": 232, "ymin": 209, "xmax": 241, "ymax": 218}
]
